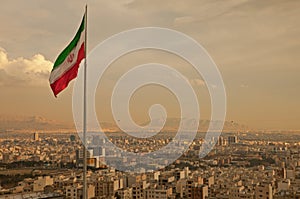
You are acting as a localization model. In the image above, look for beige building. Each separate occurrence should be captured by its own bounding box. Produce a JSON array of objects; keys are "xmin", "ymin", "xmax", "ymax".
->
[
  {"xmin": 33, "ymin": 176, "xmax": 53, "ymax": 192},
  {"xmin": 95, "ymin": 177, "xmax": 119, "ymax": 198},
  {"xmin": 255, "ymin": 183, "xmax": 273, "ymax": 199},
  {"xmin": 191, "ymin": 184, "xmax": 208, "ymax": 199},
  {"xmin": 132, "ymin": 181, "xmax": 149, "ymax": 199},
  {"xmin": 117, "ymin": 188, "xmax": 132, "ymax": 199},
  {"xmin": 143, "ymin": 185, "xmax": 172, "ymax": 199},
  {"xmin": 65, "ymin": 184, "xmax": 95, "ymax": 199},
  {"xmin": 230, "ymin": 186, "xmax": 254, "ymax": 199}
]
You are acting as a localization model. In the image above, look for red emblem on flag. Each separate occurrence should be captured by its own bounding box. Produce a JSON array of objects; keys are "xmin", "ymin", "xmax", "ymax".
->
[{"xmin": 67, "ymin": 53, "xmax": 75, "ymax": 63}]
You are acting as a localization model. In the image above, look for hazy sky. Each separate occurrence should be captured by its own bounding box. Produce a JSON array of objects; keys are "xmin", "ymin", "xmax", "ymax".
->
[{"xmin": 0, "ymin": 0, "xmax": 300, "ymax": 130}]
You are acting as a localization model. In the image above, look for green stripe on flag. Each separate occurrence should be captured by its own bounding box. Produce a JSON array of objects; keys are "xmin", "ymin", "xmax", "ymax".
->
[{"xmin": 52, "ymin": 16, "xmax": 85, "ymax": 70}]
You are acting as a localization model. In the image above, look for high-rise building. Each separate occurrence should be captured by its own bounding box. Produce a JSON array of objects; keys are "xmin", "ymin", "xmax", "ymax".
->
[
  {"xmin": 217, "ymin": 136, "xmax": 227, "ymax": 146},
  {"xmin": 33, "ymin": 132, "xmax": 39, "ymax": 141},
  {"xmin": 76, "ymin": 149, "xmax": 93, "ymax": 167},
  {"xmin": 89, "ymin": 146, "xmax": 105, "ymax": 157},
  {"xmin": 228, "ymin": 135, "xmax": 238, "ymax": 145}
]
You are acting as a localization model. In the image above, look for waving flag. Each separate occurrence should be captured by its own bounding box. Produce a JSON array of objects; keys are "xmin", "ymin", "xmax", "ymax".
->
[{"xmin": 49, "ymin": 15, "xmax": 85, "ymax": 97}]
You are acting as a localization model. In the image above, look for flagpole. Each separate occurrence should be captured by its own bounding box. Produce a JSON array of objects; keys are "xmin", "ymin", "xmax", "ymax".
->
[{"xmin": 83, "ymin": 4, "xmax": 88, "ymax": 199}]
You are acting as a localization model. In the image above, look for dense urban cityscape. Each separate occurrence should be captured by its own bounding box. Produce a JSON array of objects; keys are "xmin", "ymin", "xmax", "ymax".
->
[
  {"xmin": 1, "ymin": 1, "xmax": 300, "ymax": 199},
  {"xmin": 1, "ymin": 130, "xmax": 300, "ymax": 199}
]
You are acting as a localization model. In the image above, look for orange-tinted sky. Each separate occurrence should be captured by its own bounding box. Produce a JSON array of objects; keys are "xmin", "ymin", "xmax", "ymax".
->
[{"xmin": 0, "ymin": 0, "xmax": 300, "ymax": 130}]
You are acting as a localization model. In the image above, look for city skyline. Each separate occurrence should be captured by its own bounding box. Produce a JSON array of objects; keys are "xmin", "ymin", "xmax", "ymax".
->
[
  {"xmin": 0, "ymin": 0, "xmax": 300, "ymax": 130},
  {"xmin": 1, "ymin": 131, "xmax": 300, "ymax": 198}
]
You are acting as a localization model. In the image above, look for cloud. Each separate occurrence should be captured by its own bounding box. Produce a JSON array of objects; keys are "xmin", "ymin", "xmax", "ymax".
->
[{"xmin": 0, "ymin": 48, "xmax": 52, "ymax": 87}]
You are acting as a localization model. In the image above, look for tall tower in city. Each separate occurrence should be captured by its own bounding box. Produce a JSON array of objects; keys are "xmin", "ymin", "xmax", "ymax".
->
[
  {"xmin": 228, "ymin": 135, "xmax": 238, "ymax": 145},
  {"xmin": 33, "ymin": 132, "xmax": 39, "ymax": 141}
]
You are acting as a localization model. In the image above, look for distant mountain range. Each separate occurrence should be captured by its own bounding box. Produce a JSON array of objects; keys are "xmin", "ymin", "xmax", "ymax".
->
[
  {"xmin": 0, "ymin": 115, "xmax": 73, "ymax": 132},
  {"xmin": 140, "ymin": 118, "xmax": 249, "ymax": 132},
  {"xmin": 0, "ymin": 115, "xmax": 249, "ymax": 133}
]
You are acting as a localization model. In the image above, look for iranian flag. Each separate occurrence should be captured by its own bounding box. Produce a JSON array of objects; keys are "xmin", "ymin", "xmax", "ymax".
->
[{"xmin": 49, "ymin": 15, "xmax": 85, "ymax": 97}]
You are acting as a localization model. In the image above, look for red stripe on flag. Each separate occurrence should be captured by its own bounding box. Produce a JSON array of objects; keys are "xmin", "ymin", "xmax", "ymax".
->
[{"xmin": 50, "ymin": 43, "xmax": 85, "ymax": 97}]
